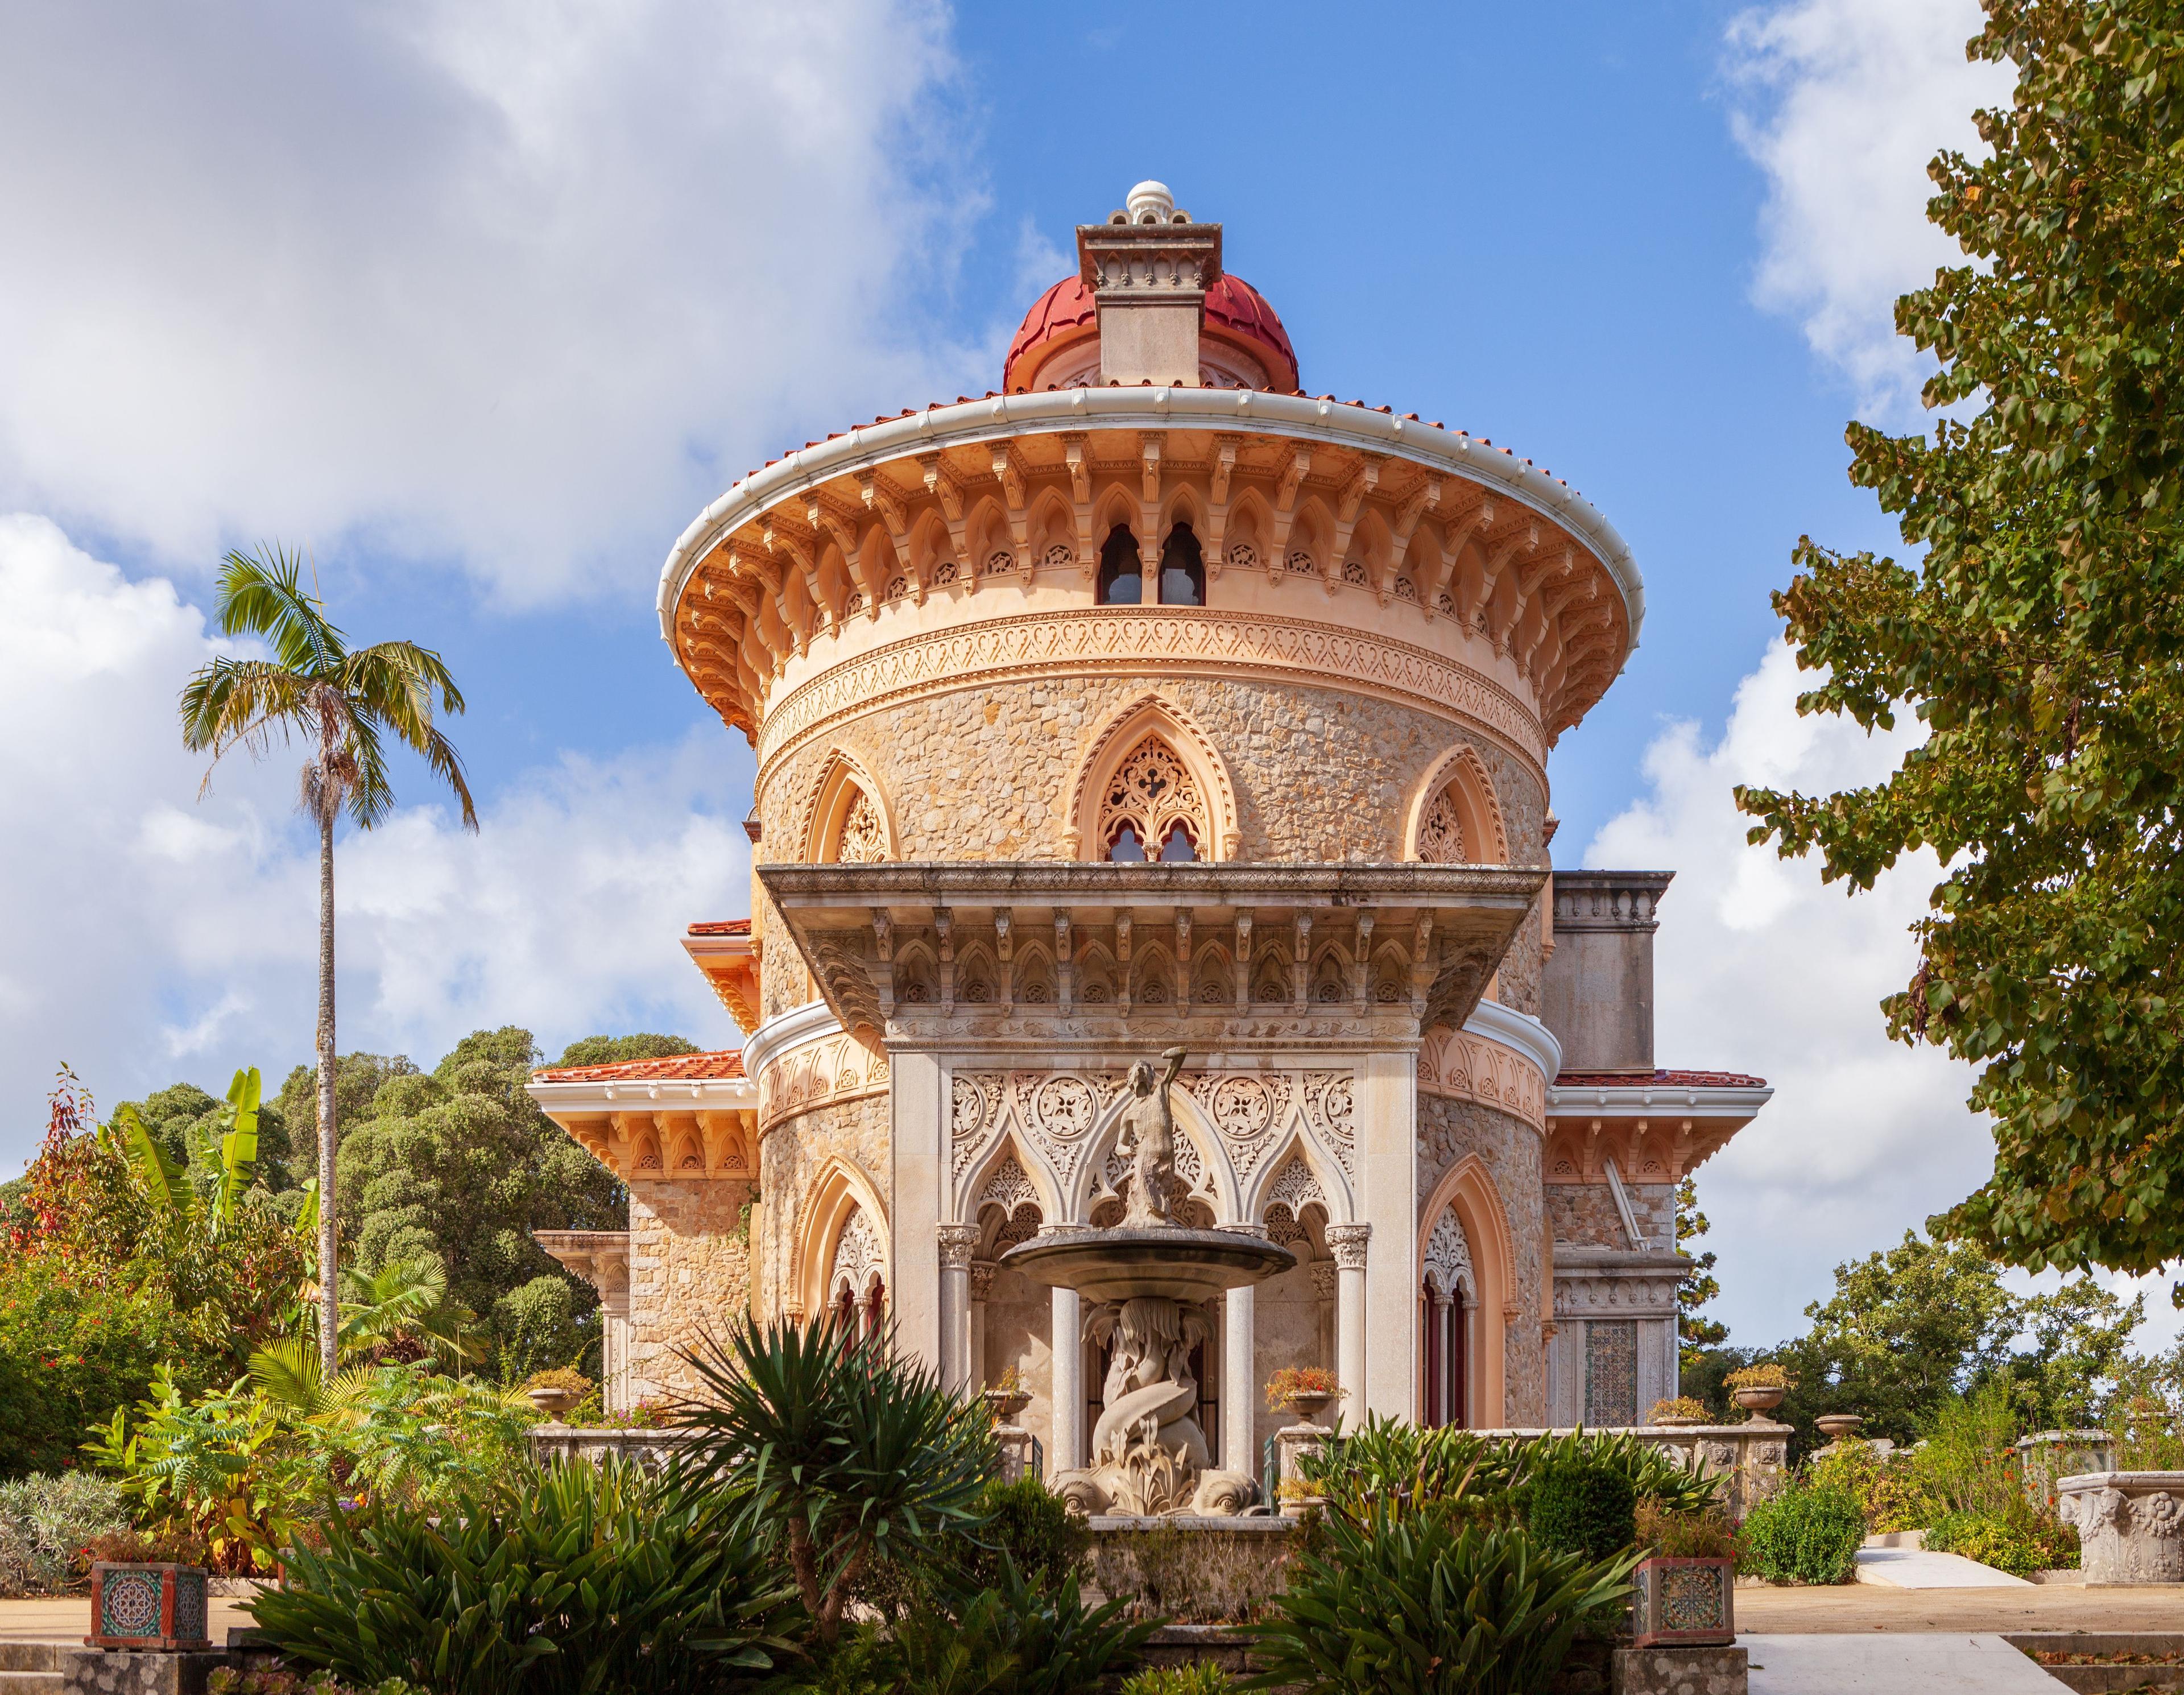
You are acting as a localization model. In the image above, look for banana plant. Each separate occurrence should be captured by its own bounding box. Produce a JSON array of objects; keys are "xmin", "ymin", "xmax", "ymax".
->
[{"xmin": 107, "ymin": 1066, "xmax": 263, "ymax": 1240}]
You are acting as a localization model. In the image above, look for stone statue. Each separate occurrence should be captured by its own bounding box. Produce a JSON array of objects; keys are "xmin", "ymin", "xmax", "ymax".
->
[{"xmin": 1114, "ymin": 1045, "xmax": 1186, "ymax": 1226}]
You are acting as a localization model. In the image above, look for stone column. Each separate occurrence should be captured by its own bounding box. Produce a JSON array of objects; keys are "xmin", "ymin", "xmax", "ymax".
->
[
  {"xmin": 1312, "ymin": 1260, "xmax": 1338, "ymax": 1366},
  {"xmin": 1326, "ymin": 1223, "xmax": 1372, "ymax": 1419},
  {"xmin": 891, "ymin": 1050, "xmax": 945, "ymax": 1370},
  {"xmin": 937, "ymin": 1225, "xmax": 980, "ymax": 1392},
  {"xmin": 1355, "ymin": 1051, "xmax": 1417, "ymax": 1420},
  {"xmin": 1225, "ymin": 1282, "xmax": 1256, "ymax": 1477},
  {"xmin": 969, "ymin": 1260, "xmax": 996, "ymax": 1390},
  {"xmin": 1428, "ymin": 1289, "xmax": 1453, "ymax": 1427},
  {"xmin": 1049, "ymin": 1285, "xmax": 1081, "ymax": 1478}
]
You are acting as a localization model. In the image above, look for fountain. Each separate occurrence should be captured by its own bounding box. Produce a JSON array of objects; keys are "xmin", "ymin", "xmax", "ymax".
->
[{"xmin": 1003, "ymin": 1045, "xmax": 1296, "ymax": 1516}]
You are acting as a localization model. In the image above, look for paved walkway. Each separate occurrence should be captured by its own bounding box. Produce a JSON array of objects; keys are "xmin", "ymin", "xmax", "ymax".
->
[
  {"xmin": 1739, "ymin": 1582, "xmax": 2184, "ymax": 1633},
  {"xmin": 1855, "ymin": 1546, "xmax": 2034, "ymax": 1587},
  {"xmin": 1744, "ymin": 1633, "xmax": 2068, "ymax": 1693}
]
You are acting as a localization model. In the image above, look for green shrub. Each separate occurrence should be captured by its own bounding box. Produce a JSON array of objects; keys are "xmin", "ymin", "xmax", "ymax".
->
[
  {"xmin": 1924, "ymin": 1508, "xmax": 2079, "ymax": 1576},
  {"xmin": 250, "ymin": 1457, "xmax": 801, "ymax": 1694},
  {"xmin": 1122, "ymin": 1667, "xmax": 1234, "ymax": 1695},
  {"xmin": 1738, "ymin": 1483, "xmax": 1866, "ymax": 1585},
  {"xmin": 786, "ymin": 1562, "xmax": 1154, "ymax": 1695},
  {"xmin": 1806, "ymin": 1438, "xmax": 1936, "ymax": 1533},
  {"xmin": 0, "ymin": 1472, "xmax": 132, "ymax": 1595},
  {"xmin": 1528, "ymin": 1461, "xmax": 1637, "ymax": 1562},
  {"xmin": 954, "ymin": 1475, "xmax": 1089, "ymax": 1595},
  {"xmin": 1634, "ymin": 1498, "xmax": 1738, "ymax": 1561},
  {"xmin": 1244, "ymin": 1502, "xmax": 1635, "ymax": 1695}
]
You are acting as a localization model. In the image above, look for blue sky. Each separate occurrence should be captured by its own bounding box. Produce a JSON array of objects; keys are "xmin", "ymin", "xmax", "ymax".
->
[{"xmin": 10, "ymin": 0, "xmax": 2152, "ymax": 1349}]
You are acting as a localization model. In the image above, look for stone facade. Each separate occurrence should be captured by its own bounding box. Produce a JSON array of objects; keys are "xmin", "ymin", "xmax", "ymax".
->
[{"xmin": 528, "ymin": 183, "xmax": 1771, "ymax": 1468}]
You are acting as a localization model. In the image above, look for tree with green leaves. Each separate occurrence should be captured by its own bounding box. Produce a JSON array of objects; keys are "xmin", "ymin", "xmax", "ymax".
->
[
  {"xmin": 1735, "ymin": 2, "xmax": 2184, "ymax": 1294},
  {"xmin": 1675, "ymin": 1178, "xmax": 1728, "ymax": 1367},
  {"xmin": 180, "ymin": 546, "xmax": 477, "ymax": 1371}
]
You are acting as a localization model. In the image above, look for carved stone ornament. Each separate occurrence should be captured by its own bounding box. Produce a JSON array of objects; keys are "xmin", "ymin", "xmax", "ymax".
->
[
  {"xmin": 1302, "ymin": 1073, "xmax": 1358, "ymax": 1178},
  {"xmin": 1422, "ymin": 1206, "xmax": 1474, "ymax": 1299},
  {"xmin": 836, "ymin": 787, "xmax": 888, "ymax": 863},
  {"xmin": 1324, "ymin": 1222, "xmax": 1372, "ymax": 1271},
  {"xmin": 978, "ymin": 1150, "xmax": 1041, "ymax": 1219},
  {"xmin": 1418, "ymin": 786, "xmax": 1466, "ymax": 863},
  {"xmin": 1112, "ymin": 1047, "xmax": 1189, "ymax": 1226},
  {"xmin": 937, "ymin": 1223, "xmax": 980, "ymax": 1271},
  {"xmin": 831, "ymin": 1208, "xmax": 883, "ymax": 1297},
  {"xmin": 1264, "ymin": 1154, "xmax": 1325, "ymax": 1220}
]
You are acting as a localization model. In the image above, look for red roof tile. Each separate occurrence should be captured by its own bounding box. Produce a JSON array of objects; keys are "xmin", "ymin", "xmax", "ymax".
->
[
  {"xmin": 533, "ymin": 1050, "xmax": 747, "ymax": 1084},
  {"xmin": 687, "ymin": 919, "xmax": 752, "ymax": 937},
  {"xmin": 1554, "ymin": 1069, "xmax": 1769, "ymax": 1090}
]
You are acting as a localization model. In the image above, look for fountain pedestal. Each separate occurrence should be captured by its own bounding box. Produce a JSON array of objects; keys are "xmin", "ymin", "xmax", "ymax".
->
[{"xmin": 1003, "ymin": 1225, "xmax": 1296, "ymax": 1516}]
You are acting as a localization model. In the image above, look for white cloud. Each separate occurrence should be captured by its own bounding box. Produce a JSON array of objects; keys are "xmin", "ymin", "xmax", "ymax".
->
[
  {"xmin": 0, "ymin": 515, "xmax": 750, "ymax": 1172},
  {"xmin": 1723, "ymin": 0, "xmax": 2015, "ymax": 420},
  {"xmin": 0, "ymin": 0, "xmax": 987, "ymax": 604}
]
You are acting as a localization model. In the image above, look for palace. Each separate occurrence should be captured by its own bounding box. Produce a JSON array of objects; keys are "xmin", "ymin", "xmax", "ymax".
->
[{"xmin": 529, "ymin": 183, "xmax": 1769, "ymax": 1479}]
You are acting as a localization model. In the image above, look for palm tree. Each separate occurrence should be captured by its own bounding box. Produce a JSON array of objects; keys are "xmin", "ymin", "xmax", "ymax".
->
[{"xmin": 181, "ymin": 545, "xmax": 477, "ymax": 1374}]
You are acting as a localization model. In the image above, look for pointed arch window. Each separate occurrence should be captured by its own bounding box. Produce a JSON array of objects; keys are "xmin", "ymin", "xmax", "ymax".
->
[
  {"xmin": 1099, "ymin": 735, "xmax": 1207, "ymax": 864},
  {"xmin": 1159, "ymin": 522, "xmax": 1205, "ymax": 606},
  {"xmin": 1097, "ymin": 524, "xmax": 1141, "ymax": 605}
]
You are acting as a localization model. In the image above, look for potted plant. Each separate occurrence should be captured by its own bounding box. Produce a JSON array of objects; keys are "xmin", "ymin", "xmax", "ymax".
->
[
  {"xmin": 982, "ymin": 1366, "xmax": 1032, "ymax": 1425},
  {"xmin": 1725, "ymin": 1362, "xmax": 1795, "ymax": 1417},
  {"xmin": 86, "ymin": 1533, "xmax": 211, "ymax": 1653},
  {"xmin": 1646, "ymin": 1396, "xmax": 1711, "ymax": 1429},
  {"xmin": 1275, "ymin": 1477, "xmax": 1323, "ymax": 1520},
  {"xmin": 523, "ymin": 1367, "xmax": 592, "ymax": 1423},
  {"xmin": 1266, "ymin": 1366, "xmax": 1345, "ymax": 1430},
  {"xmin": 1631, "ymin": 1499, "xmax": 1738, "ymax": 1648}
]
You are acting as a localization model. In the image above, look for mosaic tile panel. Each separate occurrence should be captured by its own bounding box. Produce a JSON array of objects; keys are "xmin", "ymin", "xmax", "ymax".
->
[{"xmin": 1584, "ymin": 1319, "xmax": 1637, "ymax": 1428}]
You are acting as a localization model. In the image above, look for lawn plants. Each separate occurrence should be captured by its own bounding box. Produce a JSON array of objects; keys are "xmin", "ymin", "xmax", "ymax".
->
[
  {"xmin": 1924, "ymin": 1507, "xmax": 2078, "ymax": 1577},
  {"xmin": 1738, "ymin": 1481, "xmax": 1866, "ymax": 1585}
]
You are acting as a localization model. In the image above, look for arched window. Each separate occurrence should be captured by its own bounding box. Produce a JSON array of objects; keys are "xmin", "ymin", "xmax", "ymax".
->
[
  {"xmin": 1097, "ymin": 524, "xmax": 1141, "ymax": 605},
  {"xmin": 1159, "ymin": 522, "xmax": 1205, "ymax": 606},
  {"xmin": 1098, "ymin": 735, "xmax": 1208, "ymax": 863},
  {"xmin": 1420, "ymin": 1206, "xmax": 1475, "ymax": 1427}
]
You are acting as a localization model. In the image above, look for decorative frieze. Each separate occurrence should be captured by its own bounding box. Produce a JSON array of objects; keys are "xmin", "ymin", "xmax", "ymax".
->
[
  {"xmin": 1417, "ymin": 1024, "xmax": 1546, "ymax": 1131},
  {"xmin": 756, "ymin": 1029, "xmax": 890, "ymax": 1134}
]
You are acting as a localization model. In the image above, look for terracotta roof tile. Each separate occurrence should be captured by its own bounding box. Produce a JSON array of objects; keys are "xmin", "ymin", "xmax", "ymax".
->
[
  {"xmin": 1554, "ymin": 1068, "xmax": 1769, "ymax": 1090},
  {"xmin": 533, "ymin": 1049, "xmax": 747, "ymax": 1084},
  {"xmin": 686, "ymin": 919, "xmax": 752, "ymax": 936}
]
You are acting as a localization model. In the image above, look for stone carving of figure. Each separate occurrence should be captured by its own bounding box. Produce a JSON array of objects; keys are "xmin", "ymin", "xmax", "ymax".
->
[{"xmin": 1114, "ymin": 1045, "xmax": 1187, "ymax": 1226}]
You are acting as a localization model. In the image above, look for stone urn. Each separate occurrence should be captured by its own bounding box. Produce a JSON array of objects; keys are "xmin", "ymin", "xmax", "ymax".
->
[
  {"xmin": 983, "ymin": 1386, "xmax": 1032, "ymax": 1424},
  {"xmin": 1734, "ymin": 1386, "xmax": 1787, "ymax": 1417},
  {"xmin": 1282, "ymin": 1390, "xmax": 1338, "ymax": 1430},
  {"xmin": 528, "ymin": 1384, "xmax": 580, "ymax": 1421},
  {"xmin": 2057, "ymin": 1473, "xmax": 2184, "ymax": 1584},
  {"xmin": 1815, "ymin": 1413, "xmax": 1865, "ymax": 1443}
]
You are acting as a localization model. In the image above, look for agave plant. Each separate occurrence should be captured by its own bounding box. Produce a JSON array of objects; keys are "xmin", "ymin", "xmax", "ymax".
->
[
  {"xmin": 252, "ymin": 1456, "xmax": 801, "ymax": 1694},
  {"xmin": 671, "ymin": 1318, "xmax": 997, "ymax": 1642},
  {"xmin": 1243, "ymin": 1499, "xmax": 1636, "ymax": 1695}
]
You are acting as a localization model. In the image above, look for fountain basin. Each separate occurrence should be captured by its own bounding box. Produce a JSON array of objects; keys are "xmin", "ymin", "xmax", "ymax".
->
[{"xmin": 1002, "ymin": 1226, "xmax": 1296, "ymax": 1304}]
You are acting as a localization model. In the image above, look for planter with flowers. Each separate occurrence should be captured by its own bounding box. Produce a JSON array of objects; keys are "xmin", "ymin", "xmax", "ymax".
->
[
  {"xmin": 1631, "ymin": 1498, "xmax": 1738, "ymax": 1648},
  {"xmin": 1265, "ymin": 1366, "xmax": 1345, "ymax": 1432},
  {"xmin": 1724, "ymin": 1362, "xmax": 1795, "ymax": 1420},
  {"xmin": 1647, "ymin": 1396, "xmax": 1711, "ymax": 1429}
]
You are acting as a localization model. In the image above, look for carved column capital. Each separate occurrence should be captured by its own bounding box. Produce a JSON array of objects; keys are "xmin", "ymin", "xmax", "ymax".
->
[
  {"xmin": 1325, "ymin": 1222, "xmax": 1373, "ymax": 1270},
  {"xmin": 937, "ymin": 1223, "xmax": 981, "ymax": 1271},
  {"xmin": 969, "ymin": 1259, "xmax": 998, "ymax": 1302}
]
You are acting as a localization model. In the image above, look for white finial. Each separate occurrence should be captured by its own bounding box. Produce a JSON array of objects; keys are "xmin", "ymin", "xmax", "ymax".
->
[{"xmin": 1126, "ymin": 180, "xmax": 1174, "ymax": 224}]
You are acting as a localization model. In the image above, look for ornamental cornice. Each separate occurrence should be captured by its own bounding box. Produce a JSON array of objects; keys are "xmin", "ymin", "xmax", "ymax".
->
[
  {"xmin": 751, "ymin": 606, "xmax": 1548, "ymax": 793},
  {"xmin": 657, "ymin": 388, "xmax": 1644, "ymax": 645}
]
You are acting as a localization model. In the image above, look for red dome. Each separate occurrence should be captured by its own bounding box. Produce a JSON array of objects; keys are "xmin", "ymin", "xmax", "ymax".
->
[{"xmin": 1002, "ymin": 271, "xmax": 1300, "ymax": 394}]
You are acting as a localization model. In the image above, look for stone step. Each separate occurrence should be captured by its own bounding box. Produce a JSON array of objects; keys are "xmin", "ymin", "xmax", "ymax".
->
[
  {"xmin": 0, "ymin": 1646, "xmax": 59, "ymax": 1673},
  {"xmin": 0, "ymin": 1671, "xmax": 62, "ymax": 1695}
]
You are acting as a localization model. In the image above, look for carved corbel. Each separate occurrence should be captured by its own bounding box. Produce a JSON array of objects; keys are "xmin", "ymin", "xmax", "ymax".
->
[
  {"xmin": 1054, "ymin": 911, "xmax": 1074, "ymax": 1015},
  {"xmin": 1476, "ymin": 522, "xmax": 1541, "ymax": 643},
  {"xmin": 990, "ymin": 445, "xmax": 1032, "ymax": 571},
  {"xmin": 1137, "ymin": 433, "xmax": 1164, "ymax": 598},
  {"xmin": 1173, "ymin": 909, "xmax": 1192, "ymax": 1008},
  {"xmin": 919, "ymin": 454, "xmax": 969, "ymax": 589},
  {"xmin": 1206, "ymin": 435, "xmax": 1242, "ymax": 574},
  {"xmin": 1116, "ymin": 911, "xmax": 1134, "ymax": 1019},
  {"xmin": 1409, "ymin": 915, "xmax": 1436, "ymax": 1017},
  {"xmin": 1269, "ymin": 446, "xmax": 1313, "ymax": 567},
  {"xmin": 871, "ymin": 909, "xmax": 895, "ymax": 1019},
  {"xmin": 1062, "ymin": 434, "xmax": 1094, "ymax": 576},
  {"xmin": 1427, "ymin": 500, "xmax": 1493, "ymax": 618},
  {"xmin": 1352, "ymin": 911, "xmax": 1374, "ymax": 1012},
  {"xmin": 1234, "ymin": 911, "xmax": 1253, "ymax": 1012},
  {"xmin": 995, "ymin": 909, "xmax": 1014, "ymax": 1012},
  {"xmin": 936, "ymin": 907, "xmax": 956, "ymax": 1016},
  {"xmin": 1327, "ymin": 456, "xmax": 1381, "ymax": 594},
  {"xmin": 1291, "ymin": 910, "xmax": 1312, "ymax": 1012}
]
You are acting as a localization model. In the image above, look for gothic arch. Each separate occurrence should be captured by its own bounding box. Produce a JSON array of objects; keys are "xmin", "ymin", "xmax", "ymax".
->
[
  {"xmin": 792, "ymin": 1155, "xmax": 888, "ymax": 1323},
  {"xmin": 1241, "ymin": 1122, "xmax": 1352, "ymax": 1226},
  {"xmin": 1222, "ymin": 488, "xmax": 1273, "ymax": 575},
  {"xmin": 804, "ymin": 749, "xmax": 897, "ymax": 864},
  {"xmin": 957, "ymin": 1130, "xmax": 1063, "ymax": 1227},
  {"xmin": 1068, "ymin": 693, "xmax": 1240, "ymax": 861},
  {"xmin": 1416, "ymin": 1154, "xmax": 1517, "ymax": 1424},
  {"xmin": 1403, "ymin": 745, "xmax": 1509, "ymax": 865}
]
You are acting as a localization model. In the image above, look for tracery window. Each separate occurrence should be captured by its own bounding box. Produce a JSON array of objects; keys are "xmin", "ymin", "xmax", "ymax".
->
[
  {"xmin": 835, "ymin": 788, "xmax": 888, "ymax": 863},
  {"xmin": 1417, "ymin": 786, "xmax": 1466, "ymax": 863},
  {"xmin": 1099, "ymin": 735, "xmax": 1206, "ymax": 863}
]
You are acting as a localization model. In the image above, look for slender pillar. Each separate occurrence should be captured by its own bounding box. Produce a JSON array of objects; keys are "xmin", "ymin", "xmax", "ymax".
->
[
  {"xmin": 969, "ymin": 1260, "xmax": 996, "ymax": 1390},
  {"xmin": 1326, "ymin": 1223, "xmax": 1372, "ymax": 1422},
  {"xmin": 1049, "ymin": 1286, "xmax": 1082, "ymax": 1477},
  {"xmin": 936, "ymin": 1225, "xmax": 979, "ymax": 1392},
  {"xmin": 890, "ymin": 1050, "xmax": 945, "ymax": 1370},
  {"xmin": 1224, "ymin": 1283, "xmax": 1256, "ymax": 1478}
]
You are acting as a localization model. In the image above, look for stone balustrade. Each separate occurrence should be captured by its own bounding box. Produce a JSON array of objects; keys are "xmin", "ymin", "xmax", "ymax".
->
[
  {"xmin": 1470, "ymin": 1423, "xmax": 1790, "ymax": 1521},
  {"xmin": 2056, "ymin": 1472, "xmax": 2184, "ymax": 1584},
  {"xmin": 530, "ymin": 1425, "xmax": 686, "ymax": 1471}
]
